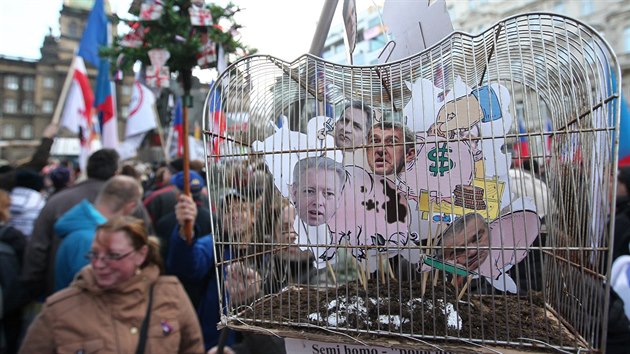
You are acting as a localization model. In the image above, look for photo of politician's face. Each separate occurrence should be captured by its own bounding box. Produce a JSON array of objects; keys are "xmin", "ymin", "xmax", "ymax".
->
[
  {"xmin": 334, "ymin": 107, "xmax": 370, "ymax": 149},
  {"xmin": 291, "ymin": 169, "xmax": 344, "ymax": 226},
  {"xmin": 439, "ymin": 214, "xmax": 490, "ymax": 271},
  {"xmin": 366, "ymin": 126, "xmax": 413, "ymax": 176}
]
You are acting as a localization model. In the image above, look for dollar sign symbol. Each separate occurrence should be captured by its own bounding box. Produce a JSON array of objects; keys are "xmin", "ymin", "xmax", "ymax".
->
[{"xmin": 428, "ymin": 142, "xmax": 455, "ymax": 177}]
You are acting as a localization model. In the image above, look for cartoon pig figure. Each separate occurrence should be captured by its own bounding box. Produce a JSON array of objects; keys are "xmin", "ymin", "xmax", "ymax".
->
[
  {"xmin": 397, "ymin": 134, "xmax": 475, "ymax": 202},
  {"xmin": 326, "ymin": 166, "xmax": 420, "ymax": 272}
]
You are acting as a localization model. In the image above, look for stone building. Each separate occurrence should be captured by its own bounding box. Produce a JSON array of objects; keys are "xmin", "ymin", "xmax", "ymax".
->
[
  {"xmin": 0, "ymin": 0, "xmax": 134, "ymax": 163},
  {"xmin": 0, "ymin": 0, "xmax": 211, "ymax": 164},
  {"xmin": 447, "ymin": 0, "xmax": 630, "ymax": 98}
]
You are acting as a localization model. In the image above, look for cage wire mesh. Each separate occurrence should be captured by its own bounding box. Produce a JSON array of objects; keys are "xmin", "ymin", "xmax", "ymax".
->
[{"xmin": 202, "ymin": 13, "xmax": 621, "ymax": 353}]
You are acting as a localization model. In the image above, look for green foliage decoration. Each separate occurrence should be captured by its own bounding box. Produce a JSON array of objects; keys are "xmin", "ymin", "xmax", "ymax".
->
[{"xmin": 100, "ymin": 0, "xmax": 256, "ymax": 76}]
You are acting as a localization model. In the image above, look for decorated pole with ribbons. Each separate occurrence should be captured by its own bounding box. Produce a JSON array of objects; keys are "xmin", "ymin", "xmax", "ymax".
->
[{"xmin": 101, "ymin": 0, "xmax": 255, "ymax": 243}]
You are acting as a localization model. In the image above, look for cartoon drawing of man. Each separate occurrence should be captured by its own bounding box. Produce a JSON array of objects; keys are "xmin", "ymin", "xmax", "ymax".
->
[
  {"xmin": 333, "ymin": 101, "xmax": 373, "ymax": 150},
  {"xmin": 290, "ymin": 156, "xmax": 347, "ymax": 226},
  {"xmin": 366, "ymin": 121, "xmax": 416, "ymax": 177},
  {"xmin": 430, "ymin": 85, "xmax": 502, "ymax": 140}
]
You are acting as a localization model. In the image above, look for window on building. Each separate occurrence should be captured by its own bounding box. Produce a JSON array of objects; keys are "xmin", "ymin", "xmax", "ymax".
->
[
  {"xmin": 625, "ymin": 27, "xmax": 630, "ymax": 53},
  {"xmin": 2, "ymin": 124, "xmax": 15, "ymax": 139},
  {"xmin": 4, "ymin": 76, "xmax": 18, "ymax": 90},
  {"xmin": 43, "ymin": 76, "xmax": 55, "ymax": 89},
  {"xmin": 21, "ymin": 124, "xmax": 33, "ymax": 139},
  {"xmin": 69, "ymin": 21, "xmax": 79, "ymax": 38},
  {"xmin": 42, "ymin": 99, "xmax": 54, "ymax": 113},
  {"xmin": 4, "ymin": 98, "xmax": 17, "ymax": 113},
  {"xmin": 22, "ymin": 99, "xmax": 35, "ymax": 114},
  {"xmin": 581, "ymin": 0, "xmax": 594, "ymax": 16},
  {"xmin": 23, "ymin": 77, "xmax": 35, "ymax": 91}
]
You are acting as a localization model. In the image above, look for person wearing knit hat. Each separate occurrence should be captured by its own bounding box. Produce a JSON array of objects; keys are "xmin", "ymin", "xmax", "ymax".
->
[{"xmin": 49, "ymin": 166, "xmax": 72, "ymax": 195}]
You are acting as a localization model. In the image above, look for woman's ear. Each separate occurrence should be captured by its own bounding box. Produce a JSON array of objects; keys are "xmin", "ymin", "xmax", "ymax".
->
[{"xmin": 135, "ymin": 244, "xmax": 149, "ymax": 266}]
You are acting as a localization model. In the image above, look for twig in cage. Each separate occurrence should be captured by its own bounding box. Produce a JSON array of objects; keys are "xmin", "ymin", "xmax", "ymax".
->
[
  {"xmin": 325, "ymin": 260, "xmax": 337, "ymax": 285},
  {"xmin": 456, "ymin": 275, "xmax": 473, "ymax": 302}
]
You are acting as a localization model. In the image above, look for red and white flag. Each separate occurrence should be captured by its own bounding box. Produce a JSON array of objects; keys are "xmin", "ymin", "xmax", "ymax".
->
[
  {"xmin": 60, "ymin": 57, "xmax": 97, "ymax": 171},
  {"xmin": 116, "ymin": 80, "xmax": 157, "ymax": 160},
  {"xmin": 125, "ymin": 80, "xmax": 157, "ymax": 137}
]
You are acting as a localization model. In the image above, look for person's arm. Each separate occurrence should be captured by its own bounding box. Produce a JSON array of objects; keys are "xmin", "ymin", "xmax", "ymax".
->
[
  {"xmin": 18, "ymin": 304, "xmax": 56, "ymax": 354},
  {"xmin": 19, "ymin": 123, "xmax": 58, "ymax": 172},
  {"xmin": 166, "ymin": 194, "xmax": 215, "ymax": 281}
]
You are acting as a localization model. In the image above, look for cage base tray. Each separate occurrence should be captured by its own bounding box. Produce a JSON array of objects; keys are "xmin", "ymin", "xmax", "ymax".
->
[{"xmin": 231, "ymin": 281, "xmax": 588, "ymax": 353}]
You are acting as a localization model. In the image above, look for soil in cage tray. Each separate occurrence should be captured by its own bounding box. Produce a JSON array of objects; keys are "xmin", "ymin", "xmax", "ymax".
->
[{"xmin": 238, "ymin": 279, "xmax": 579, "ymax": 348}]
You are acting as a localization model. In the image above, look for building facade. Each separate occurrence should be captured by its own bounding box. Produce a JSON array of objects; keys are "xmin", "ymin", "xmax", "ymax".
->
[
  {"xmin": 447, "ymin": 0, "xmax": 630, "ymax": 98},
  {"xmin": 0, "ymin": 0, "xmax": 133, "ymax": 163}
]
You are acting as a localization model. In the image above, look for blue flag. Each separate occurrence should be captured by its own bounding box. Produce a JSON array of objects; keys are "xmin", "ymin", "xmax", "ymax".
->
[{"xmin": 78, "ymin": 0, "xmax": 108, "ymax": 67}]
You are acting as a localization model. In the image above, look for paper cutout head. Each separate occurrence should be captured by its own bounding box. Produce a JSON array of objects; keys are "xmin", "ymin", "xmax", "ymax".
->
[
  {"xmin": 290, "ymin": 156, "xmax": 347, "ymax": 226},
  {"xmin": 334, "ymin": 101, "xmax": 374, "ymax": 149},
  {"xmin": 437, "ymin": 213, "xmax": 490, "ymax": 271},
  {"xmin": 366, "ymin": 121, "xmax": 416, "ymax": 176}
]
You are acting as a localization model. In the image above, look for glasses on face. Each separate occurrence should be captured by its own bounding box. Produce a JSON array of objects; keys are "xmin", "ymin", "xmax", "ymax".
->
[{"xmin": 85, "ymin": 249, "xmax": 135, "ymax": 263}]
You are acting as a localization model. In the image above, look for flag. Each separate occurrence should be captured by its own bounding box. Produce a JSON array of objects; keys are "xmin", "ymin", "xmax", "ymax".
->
[
  {"xmin": 78, "ymin": 0, "xmax": 118, "ymax": 148},
  {"xmin": 208, "ymin": 81, "xmax": 226, "ymax": 160},
  {"xmin": 168, "ymin": 97, "xmax": 184, "ymax": 158},
  {"xmin": 125, "ymin": 81, "xmax": 157, "ymax": 137},
  {"xmin": 513, "ymin": 118, "xmax": 529, "ymax": 166},
  {"xmin": 77, "ymin": 0, "xmax": 108, "ymax": 68},
  {"xmin": 59, "ymin": 57, "xmax": 96, "ymax": 172},
  {"xmin": 617, "ymin": 92, "xmax": 630, "ymax": 166},
  {"xmin": 96, "ymin": 60, "xmax": 118, "ymax": 148},
  {"xmin": 116, "ymin": 80, "xmax": 157, "ymax": 160}
]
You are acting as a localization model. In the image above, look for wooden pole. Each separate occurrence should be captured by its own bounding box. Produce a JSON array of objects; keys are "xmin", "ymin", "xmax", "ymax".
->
[{"xmin": 181, "ymin": 70, "xmax": 193, "ymax": 244}]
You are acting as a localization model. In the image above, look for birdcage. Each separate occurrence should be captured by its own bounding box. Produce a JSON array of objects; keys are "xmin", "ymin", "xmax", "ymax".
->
[{"xmin": 203, "ymin": 12, "xmax": 621, "ymax": 353}]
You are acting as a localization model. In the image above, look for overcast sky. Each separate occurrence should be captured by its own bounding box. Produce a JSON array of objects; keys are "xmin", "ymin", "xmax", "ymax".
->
[{"xmin": 0, "ymin": 0, "xmax": 369, "ymax": 63}]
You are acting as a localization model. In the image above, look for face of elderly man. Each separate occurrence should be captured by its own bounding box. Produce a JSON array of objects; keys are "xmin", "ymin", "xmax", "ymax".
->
[
  {"xmin": 291, "ymin": 168, "xmax": 344, "ymax": 226},
  {"xmin": 366, "ymin": 125, "xmax": 414, "ymax": 176},
  {"xmin": 334, "ymin": 107, "xmax": 370, "ymax": 149}
]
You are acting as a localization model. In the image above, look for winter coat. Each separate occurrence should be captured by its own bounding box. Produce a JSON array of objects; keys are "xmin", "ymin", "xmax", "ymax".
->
[
  {"xmin": 18, "ymin": 264, "xmax": 204, "ymax": 354},
  {"xmin": 53, "ymin": 199, "xmax": 107, "ymax": 291},
  {"xmin": 166, "ymin": 227, "xmax": 235, "ymax": 350},
  {"xmin": 9, "ymin": 179, "xmax": 152, "ymax": 311},
  {"xmin": 19, "ymin": 178, "xmax": 106, "ymax": 301},
  {"xmin": 9, "ymin": 186, "xmax": 45, "ymax": 237}
]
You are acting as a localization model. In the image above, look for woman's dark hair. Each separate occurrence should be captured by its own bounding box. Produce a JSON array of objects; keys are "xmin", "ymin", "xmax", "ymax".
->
[{"xmin": 96, "ymin": 216, "xmax": 163, "ymax": 272}]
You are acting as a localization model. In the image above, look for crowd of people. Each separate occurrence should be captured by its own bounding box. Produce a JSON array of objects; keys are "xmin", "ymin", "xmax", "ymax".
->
[
  {"xmin": 0, "ymin": 95, "xmax": 629, "ymax": 353},
  {"xmin": 0, "ymin": 121, "xmax": 314, "ymax": 353}
]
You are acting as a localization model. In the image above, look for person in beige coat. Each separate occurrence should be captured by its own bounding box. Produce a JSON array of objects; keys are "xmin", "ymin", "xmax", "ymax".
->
[{"xmin": 19, "ymin": 216, "xmax": 204, "ymax": 354}]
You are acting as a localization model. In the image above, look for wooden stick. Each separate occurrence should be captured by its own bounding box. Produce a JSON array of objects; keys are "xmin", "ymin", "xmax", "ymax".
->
[
  {"xmin": 387, "ymin": 259, "xmax": 396, "ymax": 281},
  {"xmin": 432, "ymin": 268, "xmax": 440, "ymax": 287},
  {"xmin": 457, "ymin": 275, "xmax": 473, "ymax": 301},
  {"xmin": 379, "ymin": 254, "xmax": 386, "ymax": 284},
  {"xmin": 182, "ymin": 97, "xmax": 193, "ymax": 244},
  {"xmin": 325, "ymin": 259, "xmax": 337, "ymax": 285}
]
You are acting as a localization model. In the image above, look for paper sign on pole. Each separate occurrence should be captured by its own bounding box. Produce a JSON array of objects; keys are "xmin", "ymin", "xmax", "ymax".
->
[
  {"xmin": 378, "ymin": 0, "xmax": 453, "ymax": 64},
  {"xmin": 342, "ymin": 0, "xmax": 357, "ymax": 64}
]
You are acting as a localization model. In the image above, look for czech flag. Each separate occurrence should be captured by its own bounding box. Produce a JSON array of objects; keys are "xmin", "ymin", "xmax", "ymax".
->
[
  {"xmin": 172, "ymin": 97, "xmax": 184, "ymax": 157},
  {"xmin": 208, "ymin": 81, "xmax": 226, "ymax": 160},
  {"xmin": 513, "ymin": 118, "xmax": 529, "ymax": 166},
  {"xmin": 78, "ymin": 0, "xmax": 118, "ymax": 148}
]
